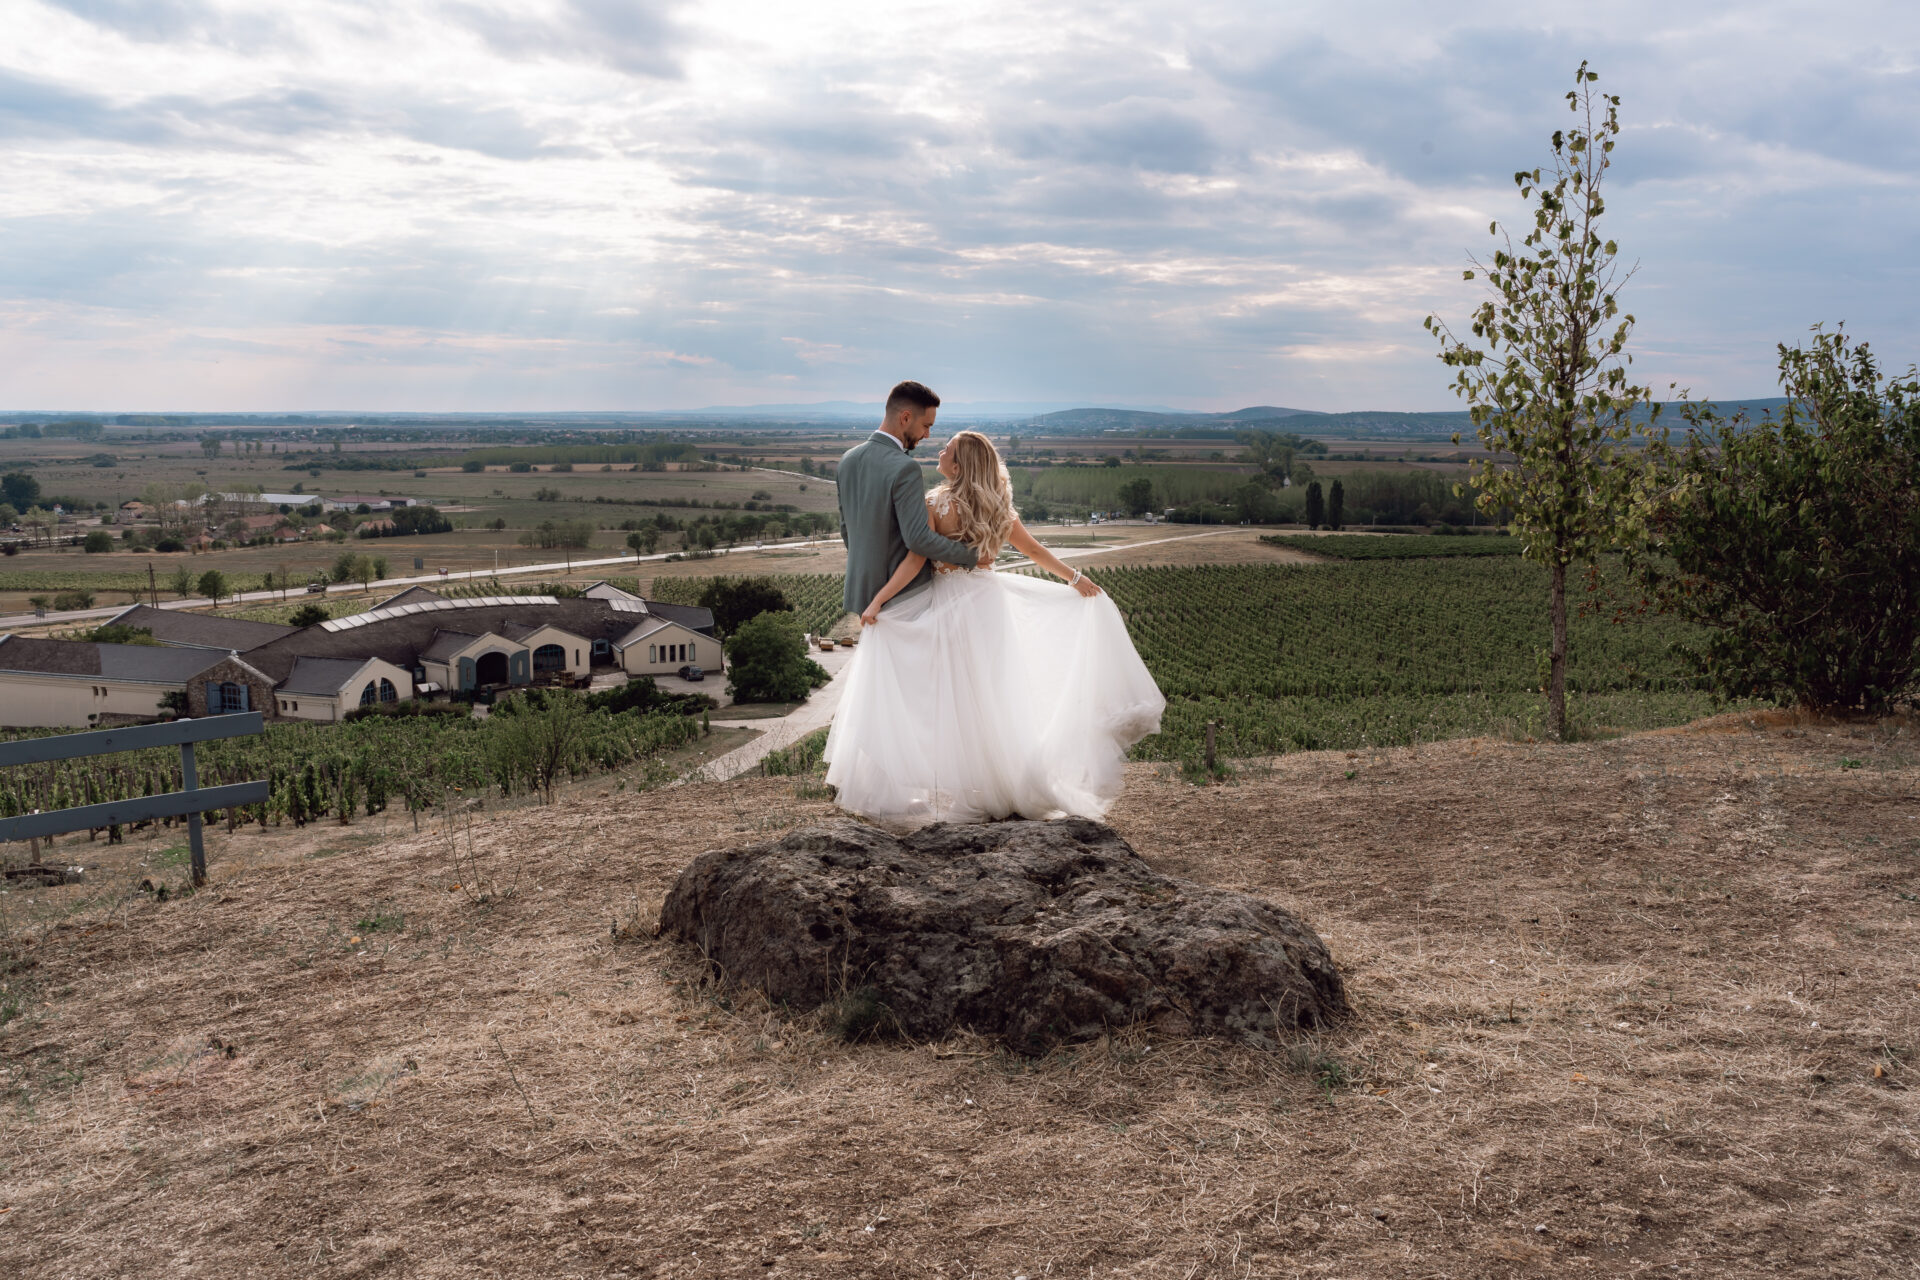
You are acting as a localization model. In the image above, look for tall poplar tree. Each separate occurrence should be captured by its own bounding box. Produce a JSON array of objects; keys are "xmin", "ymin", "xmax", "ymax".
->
[{"xmin": 1424, "ymin": 62, "xmax": 1658, "ymax": 741}]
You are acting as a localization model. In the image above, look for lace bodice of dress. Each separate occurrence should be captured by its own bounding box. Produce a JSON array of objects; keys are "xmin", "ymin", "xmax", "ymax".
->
[{"xmin": 930, "ymin": 494, "xmax": 982, "ymax": 573}]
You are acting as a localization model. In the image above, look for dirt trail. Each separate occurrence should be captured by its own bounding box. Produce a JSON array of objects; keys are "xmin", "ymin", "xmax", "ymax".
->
[{"xmin": 1, "ymin": 714, "xmax": 1915, "ymax": 1277}]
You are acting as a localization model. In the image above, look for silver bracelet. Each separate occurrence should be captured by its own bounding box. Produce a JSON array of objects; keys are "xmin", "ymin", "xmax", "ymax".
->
[{"xmin": 1068, "ymin": 569, "xmax": 1083, "ymax": 587}]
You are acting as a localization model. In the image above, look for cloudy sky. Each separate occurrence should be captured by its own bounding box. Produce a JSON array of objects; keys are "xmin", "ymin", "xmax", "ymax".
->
[{"xmin": 1, "ymin": 0, "xmax": 1915, "ymax": 412}]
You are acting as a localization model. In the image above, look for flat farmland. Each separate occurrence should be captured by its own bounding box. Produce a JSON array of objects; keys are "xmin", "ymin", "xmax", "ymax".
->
[
  {"xmin": 378, "ymin": 462, "xmax": 837, "ymax": 521},
  {"xmin": 0, "ymin": 442, "xmax": 842, "ymax": 614},
  {"xmin": 0, "ymin": 434, "xmax": 836, "ymax": 518}
]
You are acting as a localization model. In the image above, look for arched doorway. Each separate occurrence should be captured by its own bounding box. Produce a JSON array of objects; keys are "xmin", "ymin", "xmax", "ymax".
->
[
  {"xmin": 533, "ymin": 643, "xmax": 566, "ymax": 674},
  {"xmin": 475, "ymin": 650, "xmax": 509, "ymax": 686}
]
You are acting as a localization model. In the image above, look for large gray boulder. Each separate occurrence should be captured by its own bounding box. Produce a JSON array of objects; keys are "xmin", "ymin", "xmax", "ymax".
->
[{"xmin": 658, "ymin": 817, "xmax": 1348, "ymax": 1052}]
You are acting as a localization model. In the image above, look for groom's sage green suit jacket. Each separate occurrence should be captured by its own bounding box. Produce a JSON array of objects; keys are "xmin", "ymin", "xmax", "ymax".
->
[{"xmin": 838, "ymin": 430, "xmax": 978, "ymax": 616}]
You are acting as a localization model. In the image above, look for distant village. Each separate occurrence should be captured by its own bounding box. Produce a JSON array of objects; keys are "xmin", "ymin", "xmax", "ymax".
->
[
  {"xmin": 111, "ymin": 489, "xmax": 435, "ymax": 552},
  {"xmin": 4, "ymin": 482, "xmax": 436, "ymax": 554}
]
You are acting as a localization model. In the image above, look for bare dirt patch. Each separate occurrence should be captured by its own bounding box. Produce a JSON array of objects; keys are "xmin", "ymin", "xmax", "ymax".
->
[{"xmin": 2, "ymin": 716, "xmax": 1915, "ymax": 1277}]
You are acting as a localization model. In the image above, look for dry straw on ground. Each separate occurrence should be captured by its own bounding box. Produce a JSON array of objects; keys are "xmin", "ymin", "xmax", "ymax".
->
[{"xmin": 1, "ymin": 712, "xmax": 1916, "ymax": 1277}]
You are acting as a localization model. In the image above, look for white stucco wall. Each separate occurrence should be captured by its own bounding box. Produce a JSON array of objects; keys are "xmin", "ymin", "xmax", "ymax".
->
[
  {"xmin": 276, "ymin": 658, "xmax": 415, "ymax": 722},
  {"xmin": 0, "ymin": 672, "xmax": 173, "ymax": 728},
  {"xmin": 516, "ymin": 625, "xmax": 591, "ymax": 680},
  {"xmin": 619, "ymin": 624, "xmax": 717, "ymax": 675},
  {"xmin": 275, "ymin": 693, "xmax": 342, "ymax": 722}
]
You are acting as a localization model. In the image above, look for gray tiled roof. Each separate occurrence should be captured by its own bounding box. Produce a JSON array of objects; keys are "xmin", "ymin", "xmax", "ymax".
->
[
  {"xmin": 0, "ymin": 635, "xmax": 228, "ymax": 684},
  {"xmin": 108, "ymin": 604, "xmax": 296, "ymax": 652},
  {"xmin": 615, "ymin": 616, "xmax": 687, "ymax": 647},
  {"xmin": 278, "ymin": 656, "xmax": 373, "ymax": 696},
  {"xmin": 420, "ymin": 629, "xmax": 479, "ymax": 663},
  {"xmin": 498, "ymin": 619, "xmax": 588, "ymax": 643},
  {"xmin": 237, "ymin": 597, "xmax": 714, "ymax": 685}
]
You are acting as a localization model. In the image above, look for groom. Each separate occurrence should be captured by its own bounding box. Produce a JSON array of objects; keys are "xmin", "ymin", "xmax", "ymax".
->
[{"xmin": 838, "ymin": 380, "xmax": 983, "ymax": 619}]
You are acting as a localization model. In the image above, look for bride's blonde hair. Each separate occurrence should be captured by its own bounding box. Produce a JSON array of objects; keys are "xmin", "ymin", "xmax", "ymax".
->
[{"xmin": 931, "ymin": 430, "xmax": 1017, "ymax": 559}]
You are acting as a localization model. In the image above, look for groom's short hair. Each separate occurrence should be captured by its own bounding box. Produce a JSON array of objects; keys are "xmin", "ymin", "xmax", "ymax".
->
[{"xmin": 885, "ymin": 380, "xmax": 941, "ymax": 418}]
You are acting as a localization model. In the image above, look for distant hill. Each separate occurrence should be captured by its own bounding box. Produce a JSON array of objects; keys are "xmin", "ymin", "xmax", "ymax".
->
[
  {"xmin": 1022, "ymin": 397, "xmax": 1801, "ymax": 440},
  {"xmin": 661, "ymin": 400, "xmax": 1185, "ymax": 422},
  {"xmin": 1023, "ymin": 405, "xmax": 1324, "ymax": 433}
]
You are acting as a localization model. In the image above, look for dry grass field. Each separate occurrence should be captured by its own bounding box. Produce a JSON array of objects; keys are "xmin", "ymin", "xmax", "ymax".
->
[{"xmin": 2, "ymin": 711, "xmax": 1915, "ymax": 1278}]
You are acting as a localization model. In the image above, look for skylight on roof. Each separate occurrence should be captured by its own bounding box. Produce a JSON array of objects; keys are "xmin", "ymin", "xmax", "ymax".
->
[{"xmin": 316, "ymin": 595, "xmax": 562, "ymax": 632}]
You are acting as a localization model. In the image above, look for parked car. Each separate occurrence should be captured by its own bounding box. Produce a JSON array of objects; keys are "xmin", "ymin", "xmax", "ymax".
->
[
  {"xmin": 305, "ymin": 579, "xmax": 327, "ymax": 593},
  {"xmin": 677, "ymin": 664, "xmax": 705, "ymax": 681}
]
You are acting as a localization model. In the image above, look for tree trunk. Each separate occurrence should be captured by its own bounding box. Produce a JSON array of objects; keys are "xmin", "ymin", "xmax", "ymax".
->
[{"xmin": 1548, "ymin": 559, "xmax": 1569, "ymax": 741}]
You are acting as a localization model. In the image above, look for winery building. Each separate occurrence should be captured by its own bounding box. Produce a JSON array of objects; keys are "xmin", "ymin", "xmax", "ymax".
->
[{"xmin": 0, "ymin": 583, "xmax": 717, "ymax": 728}]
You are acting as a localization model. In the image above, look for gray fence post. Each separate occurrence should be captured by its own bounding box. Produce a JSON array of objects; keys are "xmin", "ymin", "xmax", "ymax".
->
[
  {"xmin": 0, "ymin": 713, "xmax": 266, "ymax": 887},
  {"xmin": 180, "ymin": 739, "xmax": 207, "ymax": 886}
]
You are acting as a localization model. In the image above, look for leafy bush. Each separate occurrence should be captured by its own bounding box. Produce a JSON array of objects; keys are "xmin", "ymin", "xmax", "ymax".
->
[
  {"xmin": 1635, "ymin": 329, "xmax": 1920, "ymax": 712},
  {"xmin": 697, "ymin": 576, "xmax": 792, "ymax": 638},
  {"xmin": 83, "ymin": 530, "xmax": 113, "ymax": 553},
  {"xmin": 289, "ymin": 603, "xmax": 331, "ymax": 628},
  {"xmin": 52, "ymin": 589, "xmax": 94, "ymax": 610},
  {"xmin": 80, "ymin": 623, "xmax": 156, "ymax": 645},
  {"xmin": 342, "ymin": 700, "xmax": 470, "ymax": 723},
  {"xmin": 759, "ymin": 726, "xmax": 829, "ymax": 776},
  {"xmin": 584, "ymin": 676, "xmax": 716, "ymax": 717},
  {"xmin": 1118, "ymin": 476, "xmax": 1155, "ymax": 516},
  {"xmin": 725, "ymin": 611, "xmax": 829, "ymax": 703},
  {"xmin": 650, "ymin": 574, "xmax": 846, "ymax": 636},
  {"xmin": 357, "ymin": 505, "xmax": 452, "ymax": 538},
  {"xmin": 462, "ymin": 459, "xmax": 486, "ymax": 472},
  {"xmin": 485, "ymin": 689, "xmax": 589, "ymax": 802},
  {"xmin": 1, "ymin": 472, "xmax": 40, "ymax": 509}
]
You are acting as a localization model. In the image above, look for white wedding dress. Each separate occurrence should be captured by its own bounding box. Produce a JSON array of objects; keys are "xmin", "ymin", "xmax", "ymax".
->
[{"xmin": 823, "ymin": 555, "xmax": 1165, "ymax": 826}]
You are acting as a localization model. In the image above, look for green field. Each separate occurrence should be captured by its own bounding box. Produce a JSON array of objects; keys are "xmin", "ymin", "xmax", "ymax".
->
[
  {"xmin": 1260, "ymin": 533, "xmax": 1524, "ymax": 559},
  {"xmin": 0, "ymin": 706, "xmax": 704, "ymax": 827},
  {"xmin": 1095, "ymin": 561, "xmax": 1722, "ymax": 758},
  {"xmin": 659, "ymin": 561, "xmax": 1729, "ymax": 759}
]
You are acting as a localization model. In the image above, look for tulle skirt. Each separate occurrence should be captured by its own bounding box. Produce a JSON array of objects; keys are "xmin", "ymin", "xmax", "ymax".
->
[{"xmin": 822, "ymin": 568, "xmax": 1165, "ymax": 825}]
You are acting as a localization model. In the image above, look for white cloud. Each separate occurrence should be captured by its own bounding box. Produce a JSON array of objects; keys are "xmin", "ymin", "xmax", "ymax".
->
[{"xmin": 0, "ymin": 0, "xmax": 1917, "ymax": 410}]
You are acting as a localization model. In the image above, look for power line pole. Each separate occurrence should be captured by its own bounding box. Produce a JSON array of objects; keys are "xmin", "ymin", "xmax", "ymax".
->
[{"xmin": 148, "ymin": 560, "xmax": 158, "ymax": 607}]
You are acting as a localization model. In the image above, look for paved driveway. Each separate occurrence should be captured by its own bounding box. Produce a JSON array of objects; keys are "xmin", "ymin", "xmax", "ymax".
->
[{"xmin": 693, "ymin": 644, "xmax": 856, "ymax": 781}]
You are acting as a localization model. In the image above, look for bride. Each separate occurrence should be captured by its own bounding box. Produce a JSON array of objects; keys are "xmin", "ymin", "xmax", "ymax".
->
[{"xmin": 823, "ymin": 430, "xmax": 1165, "ymax": 825}]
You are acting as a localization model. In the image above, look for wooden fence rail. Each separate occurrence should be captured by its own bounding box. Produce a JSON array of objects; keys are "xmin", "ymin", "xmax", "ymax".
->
[{"xmin": 0, "ymin": 712, "xmax": 268, "ymax": 885}]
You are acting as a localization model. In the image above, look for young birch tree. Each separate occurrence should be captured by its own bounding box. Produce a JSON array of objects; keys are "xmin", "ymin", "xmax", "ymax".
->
[{"xmin": 1424, "ymin": 61, "xmax": 1657, "ymax": 741}]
